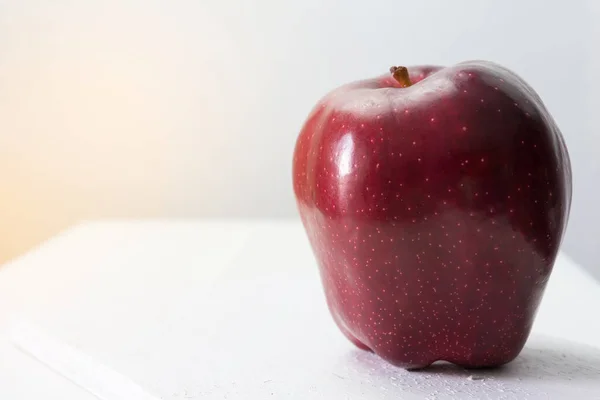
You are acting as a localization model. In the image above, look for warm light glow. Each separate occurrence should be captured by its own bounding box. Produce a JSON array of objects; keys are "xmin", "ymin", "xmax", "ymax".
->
[{"xmin": 0, "ymin": 2, "xmax": 261, "ymax": 263}]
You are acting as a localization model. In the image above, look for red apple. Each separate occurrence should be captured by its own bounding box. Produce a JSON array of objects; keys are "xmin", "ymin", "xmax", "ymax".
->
[{"xmin": 292, "ymin": 61, "xmax": 571, "ymax": 369}]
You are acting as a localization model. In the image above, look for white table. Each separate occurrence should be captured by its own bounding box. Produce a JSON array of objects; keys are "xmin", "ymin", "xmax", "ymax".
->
[{"xmin": 0, "ymin": 221, "xmax": 598, "ymax": 399}]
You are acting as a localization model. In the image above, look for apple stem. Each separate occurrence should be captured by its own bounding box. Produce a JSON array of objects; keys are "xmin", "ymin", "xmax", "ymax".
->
[{"xmin": 390, "ymin": 66, "xmax": 412, "ymax": 88}]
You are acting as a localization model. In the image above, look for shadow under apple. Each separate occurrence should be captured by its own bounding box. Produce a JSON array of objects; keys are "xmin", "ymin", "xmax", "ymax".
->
[{"xmin": 342, "ymin": 335, "xmax": 600, "ymax": 399}]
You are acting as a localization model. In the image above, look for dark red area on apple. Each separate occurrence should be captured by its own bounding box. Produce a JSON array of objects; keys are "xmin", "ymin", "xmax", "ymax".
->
[{"xmin": 293, "ymin": 61, "xmax": 571, "ymax": 369}]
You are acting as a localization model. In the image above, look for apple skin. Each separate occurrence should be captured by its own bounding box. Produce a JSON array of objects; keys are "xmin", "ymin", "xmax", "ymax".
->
[{"xmin": 292, "ymin": 61, "xmax": 571, "ymax": 370}]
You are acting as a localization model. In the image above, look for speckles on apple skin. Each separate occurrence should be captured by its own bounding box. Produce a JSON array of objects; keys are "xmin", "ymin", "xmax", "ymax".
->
[{"xmin": 293, "ymin": 63, "xmax": 570, "ymax": 369}]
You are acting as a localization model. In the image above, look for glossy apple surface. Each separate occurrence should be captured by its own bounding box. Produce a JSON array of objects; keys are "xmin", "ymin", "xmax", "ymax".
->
[{"xmin": 292, "ymin": 61, "xmax": 571, "ymax": 369}]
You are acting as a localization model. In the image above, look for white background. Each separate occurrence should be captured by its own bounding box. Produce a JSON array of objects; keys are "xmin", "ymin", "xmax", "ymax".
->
[{"xmin": 0, "ymin": 0, "xmax": 598, "ymax": 276}]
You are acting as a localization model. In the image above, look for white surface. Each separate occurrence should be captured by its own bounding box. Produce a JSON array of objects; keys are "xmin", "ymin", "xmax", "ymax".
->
[
  {"xmin": 0, "ymin": 220, "xmax": 599, "ymax": 399},
  {"xmin": 0, "ymin": 1, "xmax": 599, "ymax": 276},
  {"xmin": 10, "ymin": 319, "xmax": 160, "ymax": 400}
]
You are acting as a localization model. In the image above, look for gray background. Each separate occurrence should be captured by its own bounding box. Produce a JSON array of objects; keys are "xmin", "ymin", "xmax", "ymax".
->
[{"xmin": 0, "ymin": 0, "xmax": 598, "ymax": 277}]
